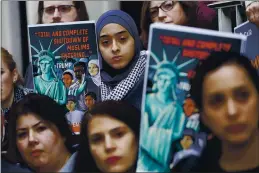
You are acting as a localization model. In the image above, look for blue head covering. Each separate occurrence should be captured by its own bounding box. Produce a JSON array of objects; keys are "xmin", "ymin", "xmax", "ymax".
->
[{"xmin": 96, "ymin": 10, "xmax": 143, "ymax": 85}]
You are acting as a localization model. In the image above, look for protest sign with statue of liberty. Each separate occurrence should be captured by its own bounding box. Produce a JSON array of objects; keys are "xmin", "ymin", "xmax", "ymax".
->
[
  {"xmin": 28, "ymin": 21, "xmax": 100, "ymax": 113},
  {"xmin": 137, "ymin": 23, "xmax": 246, "ymax": 172}
]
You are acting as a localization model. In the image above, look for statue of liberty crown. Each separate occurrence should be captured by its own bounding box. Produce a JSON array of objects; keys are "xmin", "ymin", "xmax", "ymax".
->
[
  {"xmin": 150, "ymin": 49, "xmax": 197, "ymax": 80},
  {"xmin": 30, "ymin": 39, "xmax": 65, "ymax": 60}
]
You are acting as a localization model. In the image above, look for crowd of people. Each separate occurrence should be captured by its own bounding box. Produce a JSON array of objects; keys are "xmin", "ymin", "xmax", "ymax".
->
[{"xmin": 1, "ymin": 1, "xmax": 259, "ymax": 172}]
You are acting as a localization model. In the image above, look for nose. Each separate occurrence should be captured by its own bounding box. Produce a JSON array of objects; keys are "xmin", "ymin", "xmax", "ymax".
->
[
  {"xmin": 111, "ymin": 40, "xmax": 120, "ymax": 53},
  {"xmin": 28, "ymin": 130, "xmax": 39, "ymax": 146},
  {"xmin": 104, "ymin": 135, "xmax": 116, "ymax": 153},
  {"xmin": 52, "ymin": 8, "xmax": 61, "ymax": 22},
  {"xmin": 158, "ymin": 9, "xmax": 167, "ymax": 21},
  {"xmin": 226, "ymin": 99, "xmax": 238, "ymax": 118}
]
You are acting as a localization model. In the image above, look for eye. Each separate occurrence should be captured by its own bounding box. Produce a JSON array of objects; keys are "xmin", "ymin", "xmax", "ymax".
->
[
  {"xmin": 208, "ymin": 94, "xmax": 225, "ymax": 107},
  {"xmin": 162, "ymin": 2, "xmax": 174, "ymax": 11},
  {"xmin": 90, "ymin": 135, "xmax": 103, "ymax": 144},
  {"xmin": 234, "ymin": 89, "xmax": 250, "ymax": 102},
  {"xmin": 150, "ymin": 9, "xmax": 158, "ymax": 18},
  {"xmin": 58, "ymin": 5, "xmax": 72, "ymax": 13},
  {"xmin": 120, "ymin": 36, "xmax": 126, "ymax": 41},
  {"xmin": 113, "ymin": 130, "xmax": 126, "ymax": 138},
  {"xmin": 17, "ymin": 132, "xmax": 27, "ymax": 140},
  {"xmin": 101, "ymin": 40, "xmax": 110, "ymax": 46},
  {"xmin": 44, "ymin": 6, "xmax": 55, "ymax": 14},
  {"xmin": 37, "ymin": 126, "xmax": 47, "ymax": 132}
]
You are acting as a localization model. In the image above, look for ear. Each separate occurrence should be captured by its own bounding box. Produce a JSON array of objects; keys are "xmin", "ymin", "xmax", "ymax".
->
[{"xmin": 12, "ymin": 68, "xmax": 19, "ymax": 83}]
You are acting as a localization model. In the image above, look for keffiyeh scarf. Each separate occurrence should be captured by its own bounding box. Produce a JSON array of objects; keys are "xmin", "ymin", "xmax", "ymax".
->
[{"xmin": 101, "ymin": 51, "xmax": 147, "ymax": 101}]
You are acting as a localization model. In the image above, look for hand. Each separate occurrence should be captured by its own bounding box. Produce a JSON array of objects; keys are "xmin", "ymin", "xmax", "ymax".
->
[{"xmin": 246, "ymin": 2, "xmax": 259, "ymax": 28}]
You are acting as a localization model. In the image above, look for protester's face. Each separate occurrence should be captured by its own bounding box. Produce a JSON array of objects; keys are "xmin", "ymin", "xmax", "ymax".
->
[
  {"xmin": 1, "ymin": 60, "xmax": 17, "ymax": 105},
  {"xmin": 99, "ymin": 24, "xmax": 135, "ymax": 70},
  {"xmin": 66, "ymin": 100, "xmax": 76, "ymax": 111},
  {"xmin": 62, "ymin": 74, "xmax": 73, "ymax": 88},
  {"xmin": 74, "ymin": 65, "xmax": 85, "ymax": 80},
  {"xmin": 150, "ymin": 1, "xmax": 188, "ymax": 25},
  {"xmin": 42, "ymin": 1, "xmax": 78, "ymax": 24},
  {"xmin": 88, "ymin": 63, "xmax": 99, "ymax": 77},
  {"xmin": 202, "ymin": 63, "xmax": 259, "ymax": 145},
  {"xmin": 84, "ymin": 96, "xmax": 95, "ymax": 109},
  {"xmin": 180, "ymin": 135, "xmax": 193, "ymax": 150},
  {"xmin": 39, "ymin": 59, "xmax": 52, "ymax": 74},
  {"xmin": 184, "ymin": 99, "xmax": 196, "ymax": 116},
  {"xmin": 16, "ymin": 114, "xmax": 66, "ymax": 170},
  {"xmin": 88, "ymin": 114, "xmax": 138, "ymax": 173}
]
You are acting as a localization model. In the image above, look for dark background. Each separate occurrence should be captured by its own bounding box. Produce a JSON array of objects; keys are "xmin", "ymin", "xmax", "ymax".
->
[{"xmin": 120, "ymin": 1, "xmax": 143, "ymax": 34}]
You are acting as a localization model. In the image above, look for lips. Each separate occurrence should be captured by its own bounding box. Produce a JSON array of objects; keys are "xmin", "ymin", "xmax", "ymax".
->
[
  {"xmin": 105, "ymin": 156, "xmax": 122, "ymax": 165},
  {"xmin": 31, "ymin": 150, "xmax": 43, "ymax": 157},
  {"xmin": 225, "ymin": 124, "xmax": 247, "ymax": 133},
  {"xmin": 112, "ymin": 56, "xmax": 122, "ymax": 61}
]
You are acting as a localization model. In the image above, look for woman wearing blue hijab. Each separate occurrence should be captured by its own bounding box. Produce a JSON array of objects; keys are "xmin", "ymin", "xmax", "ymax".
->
[{"xmin": 96, "ymin": 10, "xmax": 147, "ymax": 110}]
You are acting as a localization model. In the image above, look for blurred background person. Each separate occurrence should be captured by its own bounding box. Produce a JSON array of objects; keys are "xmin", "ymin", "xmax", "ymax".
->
[
  {"xmin": 140, "ymin": 1, "xmax": 217, "ymax": 49},
  {"xmin": 37, "ymin": 1, "xmax": 89, "ymax": 24},
  {"xmin": 245, "ymin": 1, "xmax": 259, "ymax": 28},
  {"xmin": 188, "ymin": 51, "xmax": 259, "ymax": 172},
  {"xmin": 6, "ymin": 93, "xmax": 77, "ymax": 172},
  {"xmin": 96, "ymin": 10, "xmax": 147, "ymax": 110},
  {"xmin": 75, "ymin": 100, "xmax": 141, "ymax": 172},
  {"xmin": 1, "ymin": 47, "xmax": 33, "ymax": 154}
]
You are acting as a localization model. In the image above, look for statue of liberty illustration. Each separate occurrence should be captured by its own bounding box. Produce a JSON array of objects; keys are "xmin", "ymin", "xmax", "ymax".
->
[
  {"xmin": 31, "ymin": 39, "xmax": 67, "ymax": 105},
  {"xmin": 138, "ymin": 49, "xmax": 196, "ymax": 172}
]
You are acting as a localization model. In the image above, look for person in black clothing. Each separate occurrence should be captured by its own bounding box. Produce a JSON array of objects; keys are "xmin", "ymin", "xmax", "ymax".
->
[{"xmin": 184, "ymin": 51, "xmax": 259, "ymax": 172}]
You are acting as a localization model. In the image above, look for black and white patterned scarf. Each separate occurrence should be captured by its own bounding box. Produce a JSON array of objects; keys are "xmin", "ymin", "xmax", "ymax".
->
[{"xmin": 101, "ymin": 51, "xmax": 147, "ymax": 101}]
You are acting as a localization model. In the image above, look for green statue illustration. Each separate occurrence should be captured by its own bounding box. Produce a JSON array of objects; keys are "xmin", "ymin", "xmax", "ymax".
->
[
  {"xmin": 138, "ymin": 50, "xmax": 196, "ymax": 172},
  {"xmin": 31, "ymin": 40, "xmax": 67, "ymax": 105}
]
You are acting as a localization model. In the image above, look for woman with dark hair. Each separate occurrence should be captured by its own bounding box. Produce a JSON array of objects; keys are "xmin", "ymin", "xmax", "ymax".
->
[
  {"xmin": 188, "ymin": 51, "xmax": 259, "ymax": 172},
  {"xmin": 6, "ymin": 93, "xmax": 77, "ymax": 172},
  {"xmin": 75, "ymin": 100, "xmax": 141, "ymax": 172},
  {"xmin": 96, "ymin": 10, "xmax": 147, "ymax": 110},
  {"xmin": 140, "ymin": 1, "xmax": 217, "ymax": 49},
  {"xmin": 37, "ymin": 1, "xmax": 89, "ymax": 24}
]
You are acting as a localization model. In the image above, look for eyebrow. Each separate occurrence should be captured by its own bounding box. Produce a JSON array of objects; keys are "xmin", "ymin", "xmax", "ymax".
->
[
  {"xmin": 206, "ymin": 85, "xmax": 249, "ymax": 96},
  {"xmin": 110, "ymin": 126, "xmax": 128, "ymax": 133},
  {"xmin": 16, "ymin": 121, "xmax": 43, "ymax": 131},
  {"xmin": 100, "ymin": 30, "xmax": 127, "ymax": 38},
  {"xmin": 90, "ymin": 126, "xmax": 128, "ymax": 136},
  {"xmin": 150, "ymin": 6, "xmax": 158, "ymax": 10}
]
